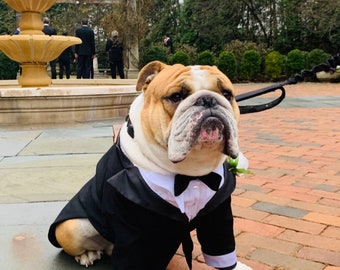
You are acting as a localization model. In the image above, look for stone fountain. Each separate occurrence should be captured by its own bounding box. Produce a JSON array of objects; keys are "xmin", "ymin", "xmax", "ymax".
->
[
  {"xmin": 0, "ymin": 0, "xmax": 139, "ymax": 125},
  {"xmin": 0, "ymin": 0, "xmax": 81, "ymax": 87}
]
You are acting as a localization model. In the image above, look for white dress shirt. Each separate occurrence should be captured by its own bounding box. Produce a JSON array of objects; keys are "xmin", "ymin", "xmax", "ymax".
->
[{"xmin": 139, "ymin": 164, "xmax": 224, "ymax": 221}]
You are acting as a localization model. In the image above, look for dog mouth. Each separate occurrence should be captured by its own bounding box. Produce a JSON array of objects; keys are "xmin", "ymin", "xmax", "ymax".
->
[
  {"xmin": 196, "ymin": 115, "xmax": 224, "ymax": 144},
  {"xmin": 168, "ymin": 106, "xmax": 239, "ymax": 163},
  {"xmin": 195, "ymin": 111, "xmax": 238, "ymax": 159}
]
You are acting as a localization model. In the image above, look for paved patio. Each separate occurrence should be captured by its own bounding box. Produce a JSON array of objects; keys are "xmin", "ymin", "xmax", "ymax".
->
[{"xmin": 0, "ymin": 82, "xmax": 339, "ymax": 270}]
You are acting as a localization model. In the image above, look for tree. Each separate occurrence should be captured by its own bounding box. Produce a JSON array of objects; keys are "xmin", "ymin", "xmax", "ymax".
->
[
  {"xmin": 0, "ymin": 0, "xmax": 18, "ymax": 80},
  {"xmin": 239, "ymin": 0, "xmax": 279, "ymax": 46},
  {"xmin": 298, "ymin": 0, "xmax": 340, "ymax": 54},
  {"xmin": 272, "ymin": 0, "xmax": 340, "ymax": 54},
  {"xmin": 0, "ymin": 0, "xmax": 17, "ymax": 34},
  {"xmin": 46, "ymin": 1, "xmax": 154, "ymax": 70},
  {"xmin": 45, "ymin": 2, "xmax": 112, "ymax": 70},
  {"xmin": 143, "ymin": 0, "xmax": 181, "ymax": 47},
  {"xmin": 179, "ymin": 0, "xmax": 243, "ymax": 52},
  {"xmin": 4, "ymin": 0, "xmax": 338, "ymax": 73},
  {"xmin": 100, "ymin": 0, "xmax": 154, "ymax": 69},
  {"xmin": 271, "ymin": 0, "xmax": 300, "ymax": 53}
]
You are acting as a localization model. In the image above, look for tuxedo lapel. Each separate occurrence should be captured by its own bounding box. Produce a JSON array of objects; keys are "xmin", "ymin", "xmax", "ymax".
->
[{"xmin": 106, "ymin": 142, "xmax": 236, "ymax": 223}]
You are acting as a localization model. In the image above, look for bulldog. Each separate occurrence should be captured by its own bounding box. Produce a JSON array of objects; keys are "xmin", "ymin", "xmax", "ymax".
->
[{"xmin": 48, "ymin": 61, "xmax": 252, "ymax": 270}]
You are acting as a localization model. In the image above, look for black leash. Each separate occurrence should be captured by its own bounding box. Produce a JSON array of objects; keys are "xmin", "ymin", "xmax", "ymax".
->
[
  {"xmin": 236, "ymin": 81, "xmax": 288, "ymax": 114},
  {"xmin": 236, "ymin": 53, "xmax": 340, "ymax": 114}
]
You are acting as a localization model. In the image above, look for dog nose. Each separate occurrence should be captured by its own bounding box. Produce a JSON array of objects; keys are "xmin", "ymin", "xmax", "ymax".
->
[{"xmin": 194, "ymin": 96, "xmax": 217, "ymax": 108}]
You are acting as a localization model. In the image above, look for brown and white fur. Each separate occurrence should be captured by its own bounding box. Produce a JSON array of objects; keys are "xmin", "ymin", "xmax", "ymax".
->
[{"xmin": 54, "ymin": 61, "xmax": 251, "ymax": 269}]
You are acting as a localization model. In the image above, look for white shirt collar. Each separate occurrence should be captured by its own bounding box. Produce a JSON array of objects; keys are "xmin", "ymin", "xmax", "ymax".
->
[{"xmin": 138, "ymin": 164, "xmax": 225, "ymax": 220}]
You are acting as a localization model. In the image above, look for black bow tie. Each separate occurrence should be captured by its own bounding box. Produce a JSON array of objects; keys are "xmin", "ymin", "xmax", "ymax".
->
[{"xmin": 174, "ymin": 172, "xmax": 222, "ymax": 196}]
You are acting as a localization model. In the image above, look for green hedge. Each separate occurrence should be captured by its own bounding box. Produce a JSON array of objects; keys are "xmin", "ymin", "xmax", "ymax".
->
[
  {"xmin": 285, "ymin": 49, "xmax": 306, "ymax": 77},
  {"xmin": 307, "ymin": 49, "xmax": 331, "ymax": 69},
  {"xmin": 197, "ymin": 50, "xmax": 215, "ymax": 65},
  {"xmin": 123, "ymin": 41, "xmax": 334, "ymax": 80},
  {"xmin": 171, "ymin": 51, "xmax": 190, "ymax": 66},
  {"xmin": 0, "ymin": 52, "xmax": 18, "ymax": 80},
  {"xmin": 265, "ymin": 51, "xmax": 284, "ymax": 81},
  {"xmin": 173, "ymin": 44, "xmax": 197, "ymax": 65},
  {"xmin": 217, "ymin": 51, "xmax": 237, "ymax": 80},
  {"xmin": 140, "ymin": 46, "xmax": 168, "ymax": 67},
  {"xmin": 240, "ymin": 50, "xmax": 262, "ymax": 81}
]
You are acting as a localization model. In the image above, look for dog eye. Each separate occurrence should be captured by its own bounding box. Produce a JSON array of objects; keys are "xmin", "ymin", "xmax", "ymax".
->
[
  {"xmin": 166, "ymin": 92, "xmax": 183, "ymax": 104},
  {"xmin": 222, "ymin": 89, "xmax": 233, "ymax": 101}
]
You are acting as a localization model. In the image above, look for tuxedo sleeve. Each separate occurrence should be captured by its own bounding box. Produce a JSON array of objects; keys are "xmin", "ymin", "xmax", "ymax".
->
[{"xmin": 196, "ymin": 196, "xmax": 237, "ymax": 269}]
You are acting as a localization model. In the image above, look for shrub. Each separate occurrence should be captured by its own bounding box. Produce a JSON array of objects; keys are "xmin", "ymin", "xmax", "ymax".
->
[
  {"xmin": 173, "ymin": 43, "xmax": 197, "ymax": 64},
  {"xmin": 264, "ymin": 51, "xmax": 284, "ymax": 81},
  {"xmin": 224, "ymin": 40, "xmax": 271, "ymax": 65},
  {"xmin": 197, "ymin": 50, "xmax": 215, "ymax": 65},
  {"xmin": 240, "ymin": 50, "xmax": 262, "ymax": 81},
  {"xmin": 217, "ymin": 51, "xmax": 237, "ymax": 80},
  {"xmin": 307, "ymin": 49, "xmax": 331, "ymax": 69},
  {"xmin": 285, "ymin": 49, "xmax": 306, "ymax": 77},
  {"xmin": 0, "ymin": 52, "xmax": 18, "ymax": 80},
  {"xmin": 140, "ymin": 46, "xmax": 168, "ymax": 68},
  {"xmin": 171, "ymin": 51, "xmax": 190, "ymax": 66}
]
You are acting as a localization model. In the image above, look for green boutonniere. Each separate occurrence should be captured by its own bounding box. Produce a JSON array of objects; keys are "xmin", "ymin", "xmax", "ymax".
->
[{"xmin": 227, "ymin": 156, "xmax": 252, "ymax": 176}]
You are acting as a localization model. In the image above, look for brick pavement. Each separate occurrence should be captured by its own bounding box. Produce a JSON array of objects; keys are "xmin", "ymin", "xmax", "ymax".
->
[
  {"xmin": 168, "ymin": 83, "xmax": 340, "ymax": 270},
  {"xmin": 0, "ymin": 82, "xmax": 339, "ymax": 270}
]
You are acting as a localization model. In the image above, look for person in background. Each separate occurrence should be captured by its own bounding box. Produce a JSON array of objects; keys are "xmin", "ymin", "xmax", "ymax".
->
[
  {"xmin": 163, "ymin": 33, "xmax": 174, "ymax": 54},
  {"xmin": 58, "ymin": 32, "xmax": 75, "ymax": 79},
  {"xmin": 105, "ymin": 30, "xmax": 125, "ymax": 79},
  {"xmin": 14, "ymin": 27, "xmax": 20, "ymax": 35},
  {"xmin": 90, "ymin": 58, "xmax": 94, "ymax": 79},
  {"xmin": 74, "ymin": 18, "xmax": 96, "ymax": 79},
  {"xmin": 42, "ymin": 17, "xmax": 57, "ymax": 79}
]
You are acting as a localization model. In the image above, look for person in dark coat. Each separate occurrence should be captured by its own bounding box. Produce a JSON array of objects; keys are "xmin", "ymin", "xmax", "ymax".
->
[
  {"xmin": 74, "ymin": 18, "xmax": 96, "ymax": 79},
  {"xmin": 42, "ymin": 17, "xmax": 57, "ymax": 79},
  {"xmin": 58, "ymin": 32, "xmax": 75, "ymax": 79},
  {"xmin": 164, "ymin": 33, "xmax": 174, "ymax": 54},
  {"xmin": 105, "ymin": 30, "xmax": 125, "ymax": 79}
]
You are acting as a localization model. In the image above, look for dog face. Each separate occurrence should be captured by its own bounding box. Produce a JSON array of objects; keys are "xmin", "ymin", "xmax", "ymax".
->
[{"xmin": 121, "ymin": 61, "xmax": 240, "ymax": 176}]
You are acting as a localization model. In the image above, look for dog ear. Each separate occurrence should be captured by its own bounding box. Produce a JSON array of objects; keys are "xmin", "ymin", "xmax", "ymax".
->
[{"xmin": 136, "ymin": 61, "xmax": 167, "ymax": 91}]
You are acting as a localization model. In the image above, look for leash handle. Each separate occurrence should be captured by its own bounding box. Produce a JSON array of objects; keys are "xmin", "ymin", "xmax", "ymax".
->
[{"xmin": 236, "ymin": 80, "xmax": 294, "ymax": 114}]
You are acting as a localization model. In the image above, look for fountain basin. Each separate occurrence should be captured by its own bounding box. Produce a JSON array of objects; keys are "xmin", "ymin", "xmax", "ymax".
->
[
  {"xmin": 0, "ymin": 35, "xmax": 81, "ymax": 87},
  {"xmin": 0, "ymin": 35, "xmax": 81, "ymax": 63},
  {"xmin": 0, "ymin": 79, "xmax": 140, "ymax": 125},
  {"xmin": 4, "ymin": 0, "xmax": 55, "ymax": 12}
]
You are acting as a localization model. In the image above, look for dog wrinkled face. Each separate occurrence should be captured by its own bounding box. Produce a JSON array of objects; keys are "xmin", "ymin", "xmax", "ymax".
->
[
  {"xmin": 168, "ymin": 88, "xmax": 239, "ymax": 163},
  {"xmin": 136, "ymin": 61, "xmax": 240, "ymax": 167}
]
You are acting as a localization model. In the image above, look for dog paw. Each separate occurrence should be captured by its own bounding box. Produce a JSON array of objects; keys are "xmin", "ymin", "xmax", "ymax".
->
[
  {"xmin": 234, "ymin": 261, "xmax": 252, "ymax": 270},
  {"xmin": 75, "ymin": 250, "xmax": 103, "ymax": 267}
]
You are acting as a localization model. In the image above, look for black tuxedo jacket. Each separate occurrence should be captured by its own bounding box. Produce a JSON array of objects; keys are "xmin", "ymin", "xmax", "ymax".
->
[
  {"xmin": 42, "ymin": 25, "xmax": 57, "ymax": 36},
  {"xmin": 75, "ymin": 26, "xmax": 95, "ymax": 56},
  {"xmin": 48, "ymin": 142, "xmax": 237, "ymax": 270}
]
